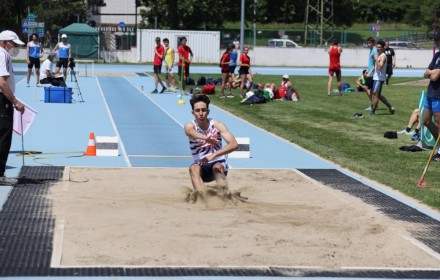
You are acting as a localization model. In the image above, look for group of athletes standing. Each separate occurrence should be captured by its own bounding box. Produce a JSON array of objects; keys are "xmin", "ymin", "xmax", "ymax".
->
[
  {"xmin": 328, "ymin": 37, "xmax": 396, "ymax": 115},
  {"xmin": 151, "ymin": 36, "xmax": 193, "ymax": 94},
  {"xmin": 26, "ymin": 33, "xmax": 72, "ymax": 86}
]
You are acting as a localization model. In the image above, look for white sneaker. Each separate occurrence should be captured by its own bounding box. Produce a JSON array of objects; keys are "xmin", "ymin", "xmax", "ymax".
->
[
  {"xmin": 397, "ymin": 129, "xmax": 414, "ymax": 135},
  {"xmin": 0, "ymin": 176, "xmax": 18, "ymax": 185},
  {"xmin": 26, "ymin": 83, "xmax": 30, "ymax": 87},
  {"xmin": 364, "ymin": 106, "xmax": 372, "ymax": 111}
]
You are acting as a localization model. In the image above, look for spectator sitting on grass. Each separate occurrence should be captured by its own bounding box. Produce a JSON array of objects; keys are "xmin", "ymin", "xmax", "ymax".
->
[
  {"xmin": 356, "ymin": 69, "xmax": 371, "ymax": 98},
  {"xmin": 272, "ymin": 74, "xmax": 301, "ymax": 101}
]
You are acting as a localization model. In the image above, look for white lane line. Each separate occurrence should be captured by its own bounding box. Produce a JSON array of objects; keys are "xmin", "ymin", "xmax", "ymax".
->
[
  {"xmin": 399, "ymin": 234, "xmax": 440, "ymax": 262},
  {"xmin": 50, "ymin": 218, "xmax": 65, "ymax": 268},
  {"xmin": 95, "ymin": 76, "xmax": 131, "ymax": 167}
]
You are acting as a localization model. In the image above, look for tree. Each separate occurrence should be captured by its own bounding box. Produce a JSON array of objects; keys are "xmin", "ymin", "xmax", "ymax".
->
[
  {"xmin": 420, "ymin": 0, "xmax": 440, "ymax": 33},
  {"xmin": 138, "ymin": 0, "xmax": 238, "ymax": 30},
  {"xmin": 0, "ymin": 1, "xmax": 27, "ymax": 35},
  {"xmin": 0, "ymin": 0, "xmax": 106, "ymax": 40}
]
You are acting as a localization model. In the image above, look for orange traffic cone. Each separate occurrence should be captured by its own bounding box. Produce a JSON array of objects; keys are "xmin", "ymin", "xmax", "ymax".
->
[{"xmin": 84, "ymin": 132, "xmax": 96, "ymax": 156}]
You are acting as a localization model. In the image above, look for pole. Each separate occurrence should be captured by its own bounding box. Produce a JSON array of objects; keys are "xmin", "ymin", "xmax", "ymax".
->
[
  {"xmin": 253, "ymin": 0, "xmax": 256, "ymax": 48},
  {"xmin": 240, "ymin": 0, "xmax": 245, "ymax": 53},
  {"xmin": 434, "ymin": 8, "xmax": 437, "ymax": 56},
  {"xmin": 320, "ymin": 0, "xmax": 324, "ymax": 46}
]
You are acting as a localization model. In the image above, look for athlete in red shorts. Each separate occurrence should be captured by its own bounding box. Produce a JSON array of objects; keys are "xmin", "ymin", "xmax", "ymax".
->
[{"xmin": 327, "ymin": 39, "xmax": 342, "ymax": 96}]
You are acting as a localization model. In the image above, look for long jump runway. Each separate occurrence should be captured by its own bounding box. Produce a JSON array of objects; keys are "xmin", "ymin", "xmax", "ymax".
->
[{"xmin": 0, "ymin": 71, "xmax": 439, "ymax": 278}]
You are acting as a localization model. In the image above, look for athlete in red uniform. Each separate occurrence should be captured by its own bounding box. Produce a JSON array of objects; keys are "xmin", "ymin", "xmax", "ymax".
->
[
  {"xmin": 177, "ymin": 37, "xmax": 193, "ymax": 92},
  {"xmin": 327, "ymin": 39, "xmax": 342, "ymax": 96},
  {"xmin": 152, "ymin": 37, "xmax": 166, "ymax": 93},
  {"xmin": 219, "ymin": 45, "xmax": 234, "ymax": 98},
  {"xmin": 238, "ymin": 46, "xmax": 253, "ymax": 97}
]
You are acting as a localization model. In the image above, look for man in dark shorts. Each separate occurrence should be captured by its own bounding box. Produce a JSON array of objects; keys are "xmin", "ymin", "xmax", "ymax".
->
[
  {"xmin": 423, "ymin": 32, "xmax": 440, "ymax": 161},
  {"xmin": 151, "ymin": 37, "xmax": 166, "ymax": 93},
  {"xmin": 26, "ymin": 33, "xmax": 43, "ymax": 87},
  {"xmin": 53, "ymin": 34, "xmax": 71, "ymax": 82},
  {"xmin": 384, "ymin": 41, "xmax": 396, "ymax": 85},
  {"xmin": 184, "ymin": 94, "xmax": 238, "ymax": 198},
  {"xmin": 177, "ymin": 37, "xmax": 193, "ymax": 93}
]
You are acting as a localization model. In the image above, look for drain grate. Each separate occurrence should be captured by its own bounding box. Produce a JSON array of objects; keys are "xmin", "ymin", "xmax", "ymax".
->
[{"xmin": 0, "ymin": 167, "xmax": 439, "ymax": 277}]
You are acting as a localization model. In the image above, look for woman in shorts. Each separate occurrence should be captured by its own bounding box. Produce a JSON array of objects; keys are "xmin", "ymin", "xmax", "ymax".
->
[{"xmin": 238, "ymin": 46, "xmax": 253, "ymax": 98}]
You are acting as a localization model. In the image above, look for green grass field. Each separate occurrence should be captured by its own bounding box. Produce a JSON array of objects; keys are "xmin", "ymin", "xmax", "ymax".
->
[{"xmin": 190, "ymin": 74, "xmax": 440, "ymax": 211}]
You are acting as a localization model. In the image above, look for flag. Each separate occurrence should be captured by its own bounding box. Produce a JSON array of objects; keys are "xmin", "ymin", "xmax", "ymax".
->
[{"xmin": 13, "ymin": 98, "xmax": 38, "ymax": 135}]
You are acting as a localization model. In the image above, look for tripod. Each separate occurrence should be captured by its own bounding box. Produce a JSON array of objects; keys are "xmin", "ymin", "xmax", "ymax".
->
[{"xmin": 69, "ymin": 66, "xmax": 84, "ymax": 102}]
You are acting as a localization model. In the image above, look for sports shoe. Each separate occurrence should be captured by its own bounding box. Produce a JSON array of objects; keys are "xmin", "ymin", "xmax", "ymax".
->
[
  {"xmin": 0, "ymin": 176, "xmax": 18, "ymax": 186},
  {"xmin": 432, "ymin": 153, "xmax": 440, "ymax": 162},
  {"xmin": 364, "ymin": 106, "xmax": 372, "ymax": 111},
  {"xmin": 397, "ymin": 129, "xmax": 413, "ymax": 135},
  {"xmin": 338, "ymin": 92, "xmax": 343, "ymax": 96},
  {"xmin": 411, "ymin": 133, "xmax": 421, "ymax": 141},
  {"xmin": 369, "ymin": 111, "xmax": 375, "ymax": 116},
  {"xmin": 173, "ymin": 87, "xmax": 177, "ymax": 92},
  {"xmin": 26, "ymin": 83, "xmax": 30, "ymax": 87},
  {"xmin": 389, "ymin": 107, "xmax": 395, "ymax": 115},
  {"xmin": 351, "ymin": 113, "xmax": 363, "ymax": 118},
  {"xmin": 151, "ymin": 89, "xmax": 158, "ymax": 94},
  {"xmin": 327, "ymin": 92, "xmax": 331, "ymax": 96},
  {"xmin": 226, "ymin": 94, "xmax": 235, "ymax": 98},
  {"xmin": 160, "ymin": 87, "xmax": 166, "ymax": 93},
  {"xmin": 219, "ymin": 95, "xmax": 226, "ymax": 99}
]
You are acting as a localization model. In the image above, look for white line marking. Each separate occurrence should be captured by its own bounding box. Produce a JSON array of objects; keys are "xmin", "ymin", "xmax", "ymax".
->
[
  {"xmin": 128, "ymin": 154, "xmax": 191, "ymax": 158},
  {"xmin": 399, "ymin": 234, "xmax": 440, "ymax": 261},
  {"xmin": 95, "ymin": 76, "xmax": 131, "ymax": 167},
  {"xmin": 123, "ymin": 76, "xmax": 185, "ymax": 128},
  {"xmin": 50, "ymin": 218, "xmax": 65, "ymax": 267}
]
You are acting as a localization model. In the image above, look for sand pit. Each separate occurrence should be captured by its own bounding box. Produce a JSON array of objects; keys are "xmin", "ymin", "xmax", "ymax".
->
[{"xmin": 48, "ymin": 167, "xmax": 440, "ymax": 269}]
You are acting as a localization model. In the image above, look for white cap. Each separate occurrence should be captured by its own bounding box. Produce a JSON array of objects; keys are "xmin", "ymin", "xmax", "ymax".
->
[
  {"xmin": 282, "ymin": 74, "xmax": 289, "ymax": 79},
  {"xmin": 61, "ymin": 34, "xmax": 68, "ymax": 38},
  {"xmin": 0, "ymin": 30, "xmax": 25, "ymax": 45}
]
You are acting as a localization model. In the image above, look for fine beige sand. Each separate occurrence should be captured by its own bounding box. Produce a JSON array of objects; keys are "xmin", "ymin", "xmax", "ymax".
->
[{"xmin": 48, "ymin": 167, "xmax": 440, "ymax": 269}]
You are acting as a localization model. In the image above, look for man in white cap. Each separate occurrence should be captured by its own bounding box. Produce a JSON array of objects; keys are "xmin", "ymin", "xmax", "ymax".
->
[
  {"xmin": 0, "ymin": 30, "xmax": 25, "ymax": 185},
  {"xmin": 273, "ymin": 74, "xmax": 301, "ymax": 101},
  {"xmin": 53, "ymin": 34, "xmax": 71, "ymax": 81}
]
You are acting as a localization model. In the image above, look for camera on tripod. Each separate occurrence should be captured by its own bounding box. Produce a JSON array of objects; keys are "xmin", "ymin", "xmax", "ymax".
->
[
  {"xmin": 68, "ymin": 57, "xmax": 76, "ymax": 70},
  {"xmin": 68, "ymin": 57, "xmax": 84, "ymax": 102}
]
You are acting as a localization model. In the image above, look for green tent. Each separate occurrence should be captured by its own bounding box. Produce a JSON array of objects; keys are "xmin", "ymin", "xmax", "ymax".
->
[{"xmin": 59, "ymin": 23, "xmax": 99, "ymax": 59}]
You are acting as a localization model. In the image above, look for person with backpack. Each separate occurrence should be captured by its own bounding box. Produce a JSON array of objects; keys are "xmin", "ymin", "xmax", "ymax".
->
[
  {"xmin": 365, "ymin": 37, "xmax": 395, "ymax": 114},
  {"xmin": 219, "ymin": 45, "xmax": 234, "ymax": 98}
]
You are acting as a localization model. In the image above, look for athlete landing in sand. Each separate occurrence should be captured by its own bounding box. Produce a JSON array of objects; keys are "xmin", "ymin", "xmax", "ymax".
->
[{"xmin": 184, "ymin": 95, "xmax": 248, "ymax": 202}]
